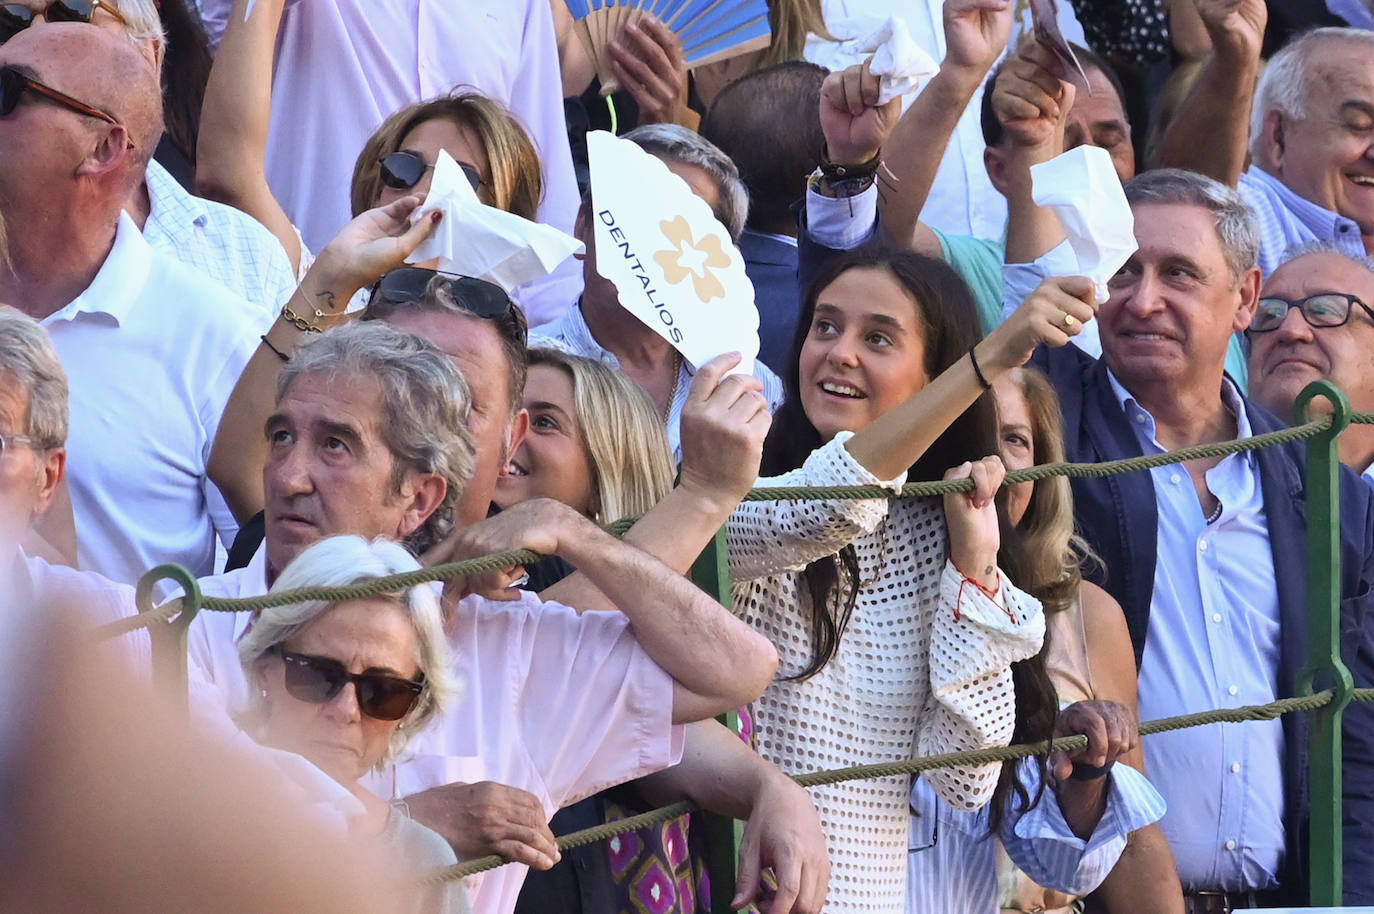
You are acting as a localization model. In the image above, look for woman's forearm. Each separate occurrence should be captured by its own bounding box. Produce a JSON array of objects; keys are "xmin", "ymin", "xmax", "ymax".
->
[{"xmin": 195, "ymin": 0, "xmax": 302, "ymax": 273}]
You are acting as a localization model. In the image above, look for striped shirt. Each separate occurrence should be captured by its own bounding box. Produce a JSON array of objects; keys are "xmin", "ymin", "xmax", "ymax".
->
[
  {"xmin": 141, "ymin": 159, "xmax": 297, "ymax": 332},
  {"xmin": 906, "ymin": 759, "xmax": 1166, "ymax": 913},
  {"xmin": 1237, "ymin": 166, "xmax": 1367, "ymax": 279}
]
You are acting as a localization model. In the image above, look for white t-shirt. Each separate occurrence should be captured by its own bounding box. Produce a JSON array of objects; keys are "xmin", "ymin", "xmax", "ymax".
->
[
  {"xmin": 187, "ymin": 545, "xmax": 685, "ymax": 914},
  {"xmin": 39, "ymin": 213, "xmax": 257, "ymax": 586}
]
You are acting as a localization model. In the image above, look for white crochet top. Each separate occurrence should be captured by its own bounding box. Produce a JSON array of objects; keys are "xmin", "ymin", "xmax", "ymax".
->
[{"xmin": 728, "ymin": 434, "xmax": 1045, "ymax": 914}]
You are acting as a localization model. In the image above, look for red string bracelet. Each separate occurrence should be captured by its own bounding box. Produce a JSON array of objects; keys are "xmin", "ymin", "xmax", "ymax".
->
[{"xmin": 952, "ymin": 562, "xmax": 1017, "ymax": 624}]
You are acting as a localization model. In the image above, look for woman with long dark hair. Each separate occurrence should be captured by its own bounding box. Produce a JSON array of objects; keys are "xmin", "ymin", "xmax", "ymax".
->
[{"xmin": 727, "ymin": 247, "xmax": 1097, "ymax": 914}]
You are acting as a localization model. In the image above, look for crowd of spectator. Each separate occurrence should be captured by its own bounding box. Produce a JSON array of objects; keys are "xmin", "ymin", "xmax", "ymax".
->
[{"xmin": 3, "ymin": 1, "xmax": 1374, "ymax": 913}]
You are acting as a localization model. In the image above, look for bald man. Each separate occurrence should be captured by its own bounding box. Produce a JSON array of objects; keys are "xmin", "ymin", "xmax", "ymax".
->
[
  {"xmin": 0, "ymin": 24, "xmax": 258, "ymax": 585},
  {"xmin": 1249, "ymin": 245, "xmax": 1374, "ymax": 479}
]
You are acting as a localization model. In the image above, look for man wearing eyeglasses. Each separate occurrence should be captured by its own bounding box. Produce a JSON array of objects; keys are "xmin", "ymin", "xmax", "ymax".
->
[
  {"xmin": 1033, "ymin": 169, "xmax": 1374, "ymax": 910},
  {"xmin": 1248, "ymin": 245, "xmax": 1374, "ymax": 483},
  {"xmin": 0, "ymin": 25, "xmax": 259, "ymax": 586}
]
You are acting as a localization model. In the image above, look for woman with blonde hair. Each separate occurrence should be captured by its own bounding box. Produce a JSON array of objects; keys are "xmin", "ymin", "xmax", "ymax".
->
[{"xmin": 494, "ymin": 347, "xmax": 675, "ymax": 525}]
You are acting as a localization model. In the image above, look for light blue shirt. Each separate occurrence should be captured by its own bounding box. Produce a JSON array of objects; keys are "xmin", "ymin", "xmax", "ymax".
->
[
  {"xmin": 1107, "ymin": 372, "xmax": 1286, "ymax": 891},
  {"xmin": 1238, "ymin": 166, "xmax": 1367, "ymax": 279},
  {"xmin": 906, "ymin": 759, "xmax": 1166, "ymax": 913}
]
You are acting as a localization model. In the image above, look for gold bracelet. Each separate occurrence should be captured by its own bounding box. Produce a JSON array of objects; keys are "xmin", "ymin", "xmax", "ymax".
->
[{"xmin": 280, "ymin": 303, "xmax": 325, "ymax": 333}]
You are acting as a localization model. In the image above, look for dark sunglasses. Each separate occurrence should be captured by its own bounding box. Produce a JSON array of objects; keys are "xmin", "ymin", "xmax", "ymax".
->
[
  {"xmin": 378, "ymin": 151, "xmax": 482, "ymax": 193},
  {"xmin": 0, "ymin": 65, "xmax": 127, "ymax": 133},
  {"xmin": 367, "ymin": 266, "xmax": 513, "ymax": 319},
  {"xmin": 0, "ymin": 0, "xmax": 129, "ymax": 43},
  {"xmin": 273, "ymin": 646, "xmax": 424, "ymax": 722},
  {"xmin": 1248, "ymin": 293, "xmax": 1374, "ymax": 334}
]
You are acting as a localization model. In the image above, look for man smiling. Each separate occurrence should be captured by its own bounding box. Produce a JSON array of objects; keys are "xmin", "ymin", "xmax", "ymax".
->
[{"xmin": 1248, "ymin": 245, "xmax": 1374, "ymax": 478}]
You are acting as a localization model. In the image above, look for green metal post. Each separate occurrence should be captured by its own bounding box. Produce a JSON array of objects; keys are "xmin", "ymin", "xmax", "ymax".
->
[
  {"xmin": 689, "ymin": 526, "xmax": 745, "ymax": 914},
  {"xmin": 134, "ymin": 563, "xmax": 203, "ymax": 713},
  {"xmin": 1294, "ymin": 380, "xmax": 1356, "ymax": 906}
]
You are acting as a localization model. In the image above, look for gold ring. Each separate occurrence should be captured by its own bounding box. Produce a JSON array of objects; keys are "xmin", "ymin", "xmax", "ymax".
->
[{"xmin": 1062, "ymin": 312, "xmax": 1076, "ymax": 329}]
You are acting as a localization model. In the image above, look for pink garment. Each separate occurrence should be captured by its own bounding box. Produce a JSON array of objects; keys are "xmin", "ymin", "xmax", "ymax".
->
[
  {"xmin": 198, "ymin": 0, "xmax": 584, "ymax": 325},
  {"xmin": 186, "ymin": 545, "xmax": 684, "ymax": 914}
]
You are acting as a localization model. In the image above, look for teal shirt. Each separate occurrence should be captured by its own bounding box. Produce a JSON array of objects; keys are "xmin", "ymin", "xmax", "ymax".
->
[{"xmin": 929, "ymin": 226, "xmax": 1250, "ymax": 391}]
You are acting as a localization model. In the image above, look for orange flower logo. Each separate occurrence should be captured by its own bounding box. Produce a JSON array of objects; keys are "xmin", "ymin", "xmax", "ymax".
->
[{"xmin": 653, "ymin": 216, "xmax": 731, "ymax": 303}]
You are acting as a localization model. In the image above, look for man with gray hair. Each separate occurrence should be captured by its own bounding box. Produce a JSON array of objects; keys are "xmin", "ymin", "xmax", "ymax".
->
[
  {"xmin": 532, "ymin": 123, "xmax": 782, "ymax": 460},
  {"xmin": 1158, "ymin": 3, "xmax": 1374, "ymax": 278},
  {"xmin": 1249, "ymin": 244, "xmax": 1374, "ymax": 481},
  {"xmin": 1034, "ymin": 168, "xmax": 1374, "ymax": 906},
  {"xmin": 186, "ymin": 320, "xmax": 784, "ymax": 914},
  {"xmin": 0, "ymin": 307, "xmax": 144, "ymax": 650}
]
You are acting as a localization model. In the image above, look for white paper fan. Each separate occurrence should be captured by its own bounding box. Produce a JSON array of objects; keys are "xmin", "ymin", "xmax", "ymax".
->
[{"xmin": 586, "ymin": 129, "xmax": 759, "ymax": 373}]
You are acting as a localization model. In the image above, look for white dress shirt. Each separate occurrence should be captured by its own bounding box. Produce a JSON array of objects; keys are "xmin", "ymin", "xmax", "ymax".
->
[
  {"xmin": 198, "ymin": 0, "xmax": 584, "ymax": 326},
  {"xmin": 812, "ymin": 0, "xmax": 1086, "ymax": 239},
  {"xmin": 141, "ymin": 159, "xmax": 297, "ymax": 331},
  {"xmin": 186, "ymin": 543, "xmax": 685, "ymax": 914},
  {"xmin": 40, "ymin": 213, "xmax": 257, "ymax": 585}
]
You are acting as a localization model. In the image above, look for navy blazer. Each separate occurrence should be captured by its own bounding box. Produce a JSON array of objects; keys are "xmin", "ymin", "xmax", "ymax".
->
[
  {"xmin": 1038, "ymin": 343, "xmax": 1374, "ymax": 903},
  {"xmin": 740, "ymin": 229, "xmax": 802, "ymax": 376}
]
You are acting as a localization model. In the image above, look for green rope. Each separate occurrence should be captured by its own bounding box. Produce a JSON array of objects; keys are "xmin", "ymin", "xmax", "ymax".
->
[
  {"xmin": 103, "ymin": 411, "xmax": 1374, "ymax": 626},
  {"xmin": 421, "ymin": 689, "xmax": 1374, "ymax": 885}
]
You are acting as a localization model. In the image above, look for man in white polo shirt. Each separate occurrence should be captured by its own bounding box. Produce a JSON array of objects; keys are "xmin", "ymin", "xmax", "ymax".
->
[{"xmin": 0, "ymin": 25, "xmax": 258, "ymax": 585}]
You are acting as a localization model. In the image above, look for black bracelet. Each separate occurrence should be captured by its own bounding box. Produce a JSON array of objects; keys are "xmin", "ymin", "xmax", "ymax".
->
[
  {"xmin": 260, "ymin": 334, "xmax": 290, "ymax": 363},
  {"xmin": 968, "ymin": 346, "xmax": 991, "ymax": 390}
]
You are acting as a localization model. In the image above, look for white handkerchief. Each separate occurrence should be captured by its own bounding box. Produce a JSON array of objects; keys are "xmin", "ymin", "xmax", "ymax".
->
[
  {"xmin": 406, "ymin": 151, "xmax": 583, "ymax": 293},
  {"xmin": 806, "ymin": 16, "xmax": 939, "ymax": 106},
  {"xmin": 1030, "ymin": 145, "xmax": 1136, "ymax": 305},
  {"xmin": 587, "ymin": 130, "xmax": 759, "ymax": 374}
]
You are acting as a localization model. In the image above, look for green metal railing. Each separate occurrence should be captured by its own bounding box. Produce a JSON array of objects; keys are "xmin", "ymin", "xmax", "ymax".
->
[{"xmin": 113, "ymin": 380, "xmax": 1374, "ymax": 906}]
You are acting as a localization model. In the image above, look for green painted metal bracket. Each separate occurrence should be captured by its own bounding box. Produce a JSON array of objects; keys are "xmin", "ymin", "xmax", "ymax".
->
[
  {"xmin": 1294, "ymin": 380, "xmax": 1357, "ymax": 907},
  {"xmin": 689, "ymin": 526, "xmax": 746, "ymax": 914},
  {"xmin": 134, "ymin": 563, "xmax": 203, "ymax": 713}
]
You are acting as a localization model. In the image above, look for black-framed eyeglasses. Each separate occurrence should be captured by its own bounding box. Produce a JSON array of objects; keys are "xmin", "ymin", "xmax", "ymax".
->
[
  {"xmin": 1247, "ymin": 293, "xmax": 1374, "ymax": 334},
  {"xmin": 272, "ymin": 646, "xmax": 424, "ymax": 722},
  {"xmin": 0, "ymin": 431, "xmax": 54, "ymax": 461},
  {"xmin": 0, "ymin": 0, "xmax": 129, "ymax": 43},
  {"xmin": 367, "ymin": 266, "xmax": 514, "ymax": 320},
  {"xmin": 378, "ymin": 151, "xmax": 482, "ymax": 193},
  {"xmin": 0, "ymin": 65, "xmax": 131, "ymax": 144}
]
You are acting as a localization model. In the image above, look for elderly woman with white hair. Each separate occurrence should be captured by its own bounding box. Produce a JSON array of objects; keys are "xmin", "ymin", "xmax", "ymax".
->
[{"xmin": 237, "ymin": 533, "xmax": 468, "ymax": 914}]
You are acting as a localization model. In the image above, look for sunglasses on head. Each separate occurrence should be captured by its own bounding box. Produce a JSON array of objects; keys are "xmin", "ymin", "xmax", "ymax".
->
[
  {"xmin": 0, "ymin": 65, "xmax": 127, "ymax": 133},
  {"xmin": 0, "ymin": 0, "xmax": 129, "ymax": 42},
  {"xmin": 378, "ymin": 151, "xmax": 482, "ymax": 193},
  {"xmin": 273, "ymin": 646, "xmax": 424, "ymax": 722},
  {"xmin": 368, "ymin": 266, "xmax": 513, "ymax": 319}
]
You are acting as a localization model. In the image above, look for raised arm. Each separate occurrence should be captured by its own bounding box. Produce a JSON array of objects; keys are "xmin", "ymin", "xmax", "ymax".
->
[
  {"xmin": 207, "ymin": 197, "xmax": 440, "ymax": 522},
  {"xmin": 195, "ymin": 0, "xmax": 302, "ymax": 272},
  {"xmin": 427, "ymin": 497, "xmax": 780, "ymax": 722},
  {"xmin": 540, "ymin": 352, "xmax": 771, "ymax": 611},
  {"xmin": 844, "ymin": 275, "xmax": 1096, "ymax": 481},
  {"xmin": 1156, "ymin": 0, "xmax": 1267, "ymax": 186},
  {"xmin": 991, "ymin": 39, "xmax": 1073, "ymax": 265},
  {"xmin": 873, "ymin": 0, "xmax": 1014, "ymax": 254}
]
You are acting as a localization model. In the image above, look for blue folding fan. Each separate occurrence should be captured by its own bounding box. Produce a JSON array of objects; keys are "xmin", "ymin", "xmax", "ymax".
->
[{"xmin": 564, "ymin": 0, "xmax": 771, "ymax": 93}]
